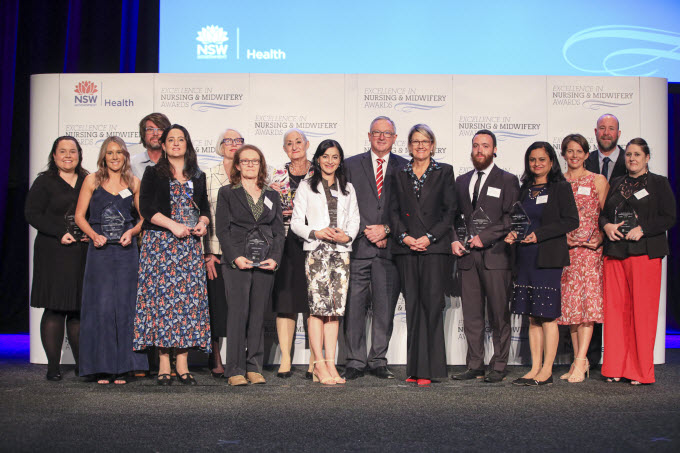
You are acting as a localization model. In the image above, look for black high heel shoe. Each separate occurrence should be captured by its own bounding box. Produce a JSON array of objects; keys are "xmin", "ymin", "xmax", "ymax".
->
[
  {"xmin": 210, "ymin": 370, "xmax": 225, "ymax": 378},
  {"xmin": 178, "ymin": 373, "xmax": 197, "ymax": 386},
  {"xmin": 527, "ymin": 375, "xmax": 553, "ymax": 386},
  {"xmin": 157, "ymin": 373, "xmax": 172, "ymax": 386},
  {"xmin": 46, "ymin": 371, "xmax": 63, "ymax": 381}
]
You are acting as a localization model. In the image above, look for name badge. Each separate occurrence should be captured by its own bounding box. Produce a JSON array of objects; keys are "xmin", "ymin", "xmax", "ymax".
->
[
  {"xmin": 264, "ymin": 196, "xmax": 273, "ymax": 210},
  {"xmin": 536, "ymin": 195, "xmax": 548, "ymax": 204},
  {"xmin": 577, "ymin": 186, "xmax": 591, "ymax": 196},
  {"xmin": 330, "ymin": 190, "xmax": 339, "ymax": 198},
  {"xmin": 119, "ymin": 188, "xmax": 132, "ymax": 198},
  {"xmin": 487, "ymin": 187, "xmax": 501, "ymax": 198},
  {"xmin": 634, "ymin": 189, "xmax": 649, "ymax": 200},
  {"xmin": 186, "ymin": 180, "xmax": 193, "ymax": 189}
]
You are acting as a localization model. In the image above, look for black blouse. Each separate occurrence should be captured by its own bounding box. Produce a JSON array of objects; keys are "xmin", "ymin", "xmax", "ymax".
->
[{"xmin": 25, "ymin": 172, "xmax": 85, "ymax": 238}]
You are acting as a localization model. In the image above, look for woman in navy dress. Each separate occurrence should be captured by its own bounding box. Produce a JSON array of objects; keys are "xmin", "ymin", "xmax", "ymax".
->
[
  {"xmin": 505, "ymin": 142, "xmax": 578, "ymax": 386},
  {"xmin": 75, "ymin": 136, "xmax": 148, "ymax": 384}
]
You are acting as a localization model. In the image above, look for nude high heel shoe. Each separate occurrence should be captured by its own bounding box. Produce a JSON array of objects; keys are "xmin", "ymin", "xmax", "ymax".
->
[
  {"xmin": 312, "ymin": 360, "xmax": 336, "ymax": 385},
  {"xmin": 568, "ymin": 357, "xmax": 589, "ymax": 383}
]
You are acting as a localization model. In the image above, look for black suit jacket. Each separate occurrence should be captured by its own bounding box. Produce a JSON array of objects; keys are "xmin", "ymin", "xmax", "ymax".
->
[
  {"xmin": 345, "ymin": 151, "xmax": 408, "ymax": 259},
  {"xmin": 585, "ymin": 145, "xmax": 626, "ymax": 181},
  {"xmin": 389, "ymin": 161, "xmax": 457, "ymax": 255},
  {"xmin": 139, "ymin": 165, "xmax": 210, "ymax": 232},
  {"xmin": 516, "ymin": 180, "xmax": 579, "ymax": 268},
  {"xmin": 215, "ymin": 184, "xmax": 285, "ymax": 266},
  {"xmin": 599, "ymin": 172, "xmax": 676, "ymax": 259},
  {"xmin": 453, "ymin": 165, "xmax": 520, "ymax": 270}
]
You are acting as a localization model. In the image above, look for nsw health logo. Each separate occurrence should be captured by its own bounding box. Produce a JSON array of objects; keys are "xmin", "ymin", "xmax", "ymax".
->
[
  {"xmin": 74, "ymin": 81, "xmax": 99, "ymax": 106},
  {"xmin": 196, "ymin": 25, "xmax": 228, "ymax": 59}
]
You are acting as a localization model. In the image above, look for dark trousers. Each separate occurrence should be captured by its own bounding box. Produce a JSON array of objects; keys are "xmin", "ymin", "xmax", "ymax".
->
[
  {"xmin": 222, "ymin": 264, "xmax": 275, "ymax": 377},
  {"xmin": 396, "ymin": 253, "xmax": 448, "ymax": 379},
  {"xmin": 345, "ymin": 256, "xmax": 400, "ymax": 369},
  {"xmin": 460, "ymin": 251, "xmax": 512, "ymax": 371}
]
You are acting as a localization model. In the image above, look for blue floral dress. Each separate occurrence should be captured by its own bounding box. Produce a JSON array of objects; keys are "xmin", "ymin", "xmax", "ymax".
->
[{"xmin": 133, "ymin": 180, "xmax": 211, "ymax": 351}]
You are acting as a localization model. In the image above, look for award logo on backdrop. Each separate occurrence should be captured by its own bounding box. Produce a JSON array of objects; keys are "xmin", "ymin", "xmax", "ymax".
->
[{"xmin": 196, "ymin": 25, "xmax": 229, "ymax": 60}]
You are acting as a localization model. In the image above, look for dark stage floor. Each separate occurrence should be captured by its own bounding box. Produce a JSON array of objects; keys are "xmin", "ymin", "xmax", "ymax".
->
[{"xmin": 2, "ymin": 337, "xmax": 679, "ymax": 452}]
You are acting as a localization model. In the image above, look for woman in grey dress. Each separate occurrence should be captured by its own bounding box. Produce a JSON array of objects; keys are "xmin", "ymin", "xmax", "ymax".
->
[{"xmin": 290, "ymin": 139, "xmax": 360, "ymax": 385}]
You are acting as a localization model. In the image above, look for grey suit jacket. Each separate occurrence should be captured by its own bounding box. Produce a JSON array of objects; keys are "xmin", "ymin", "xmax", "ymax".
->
[
  {"xmin": 452, "ymin": 165, "xmax": 520, "ymax": 270},
  {"xmin": 345, "ymin": 151, "xmax": 408, "ymax": 259}
]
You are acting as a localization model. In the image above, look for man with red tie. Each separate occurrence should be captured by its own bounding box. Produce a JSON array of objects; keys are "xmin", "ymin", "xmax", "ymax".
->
[{"xmin": 342, "ymin": 116, "xmax": 408, "ymax": 380}]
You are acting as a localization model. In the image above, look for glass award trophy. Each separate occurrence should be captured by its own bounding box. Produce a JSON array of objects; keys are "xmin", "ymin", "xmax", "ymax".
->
[
  {"xmin": 614, "ymin": 200, "xmax": 638, "ymax": 236},
  {"xmin": 510, "ymin": 202, "xmax": 531, "ymax": 240},
  {"xmin": 179, "ymin": 200, "xmax": 200, "ymax": 229},
  {"xmin": 454, "ymin": 213, "xmax": 470, "ymax": 254},
  {"xmin": 101, "ymin": 203, "xmax": 126, "ymax": 244},
  {"xmin": 244, "ymin": 228, "xmax": 270, "ymax": 267},
  {"xmin": 470, "ymin": 206, "xmax": 492, "ymax": 237},
  {"xmin": 64, "ymin": 203, "xmax": 83, "ymax": 240}
]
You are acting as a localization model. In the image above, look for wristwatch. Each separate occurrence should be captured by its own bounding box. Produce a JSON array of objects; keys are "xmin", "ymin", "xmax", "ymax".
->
[{"xmin": 383, "ymin": 224, "xmax": 391, "ymax": 236}]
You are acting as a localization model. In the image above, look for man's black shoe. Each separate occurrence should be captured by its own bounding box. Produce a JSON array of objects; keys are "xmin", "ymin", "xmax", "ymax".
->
[
  {"xmin": 368, "ymin": 366, "xmax": 395, "ymax": 379},
  {"xmin": 484, "ymin": 370, "xmax": 508, "ymax": 383},
  {"xmin": 341, "ymin": 367, "xmax": 365, "ymax": 380},
  {"xmin": 451, "ymin": 369, "xmax": 485, "ymax": 380}
]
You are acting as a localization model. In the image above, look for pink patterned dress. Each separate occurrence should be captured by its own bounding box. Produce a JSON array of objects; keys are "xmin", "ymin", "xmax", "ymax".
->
[{"xmin": 558, "ymin": 173, "xmax": 604, "ymax": 325}]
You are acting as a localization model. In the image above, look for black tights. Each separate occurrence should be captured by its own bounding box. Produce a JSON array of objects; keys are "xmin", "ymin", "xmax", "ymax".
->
[{"xmin": 40, "ymin": 309, "xmax": 80, "ymax": 374}]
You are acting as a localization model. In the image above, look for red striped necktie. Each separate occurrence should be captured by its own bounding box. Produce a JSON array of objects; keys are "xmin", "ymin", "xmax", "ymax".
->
[{"xmin": 376, "ymin": 158, "xmax": 384, "ymax": 198}]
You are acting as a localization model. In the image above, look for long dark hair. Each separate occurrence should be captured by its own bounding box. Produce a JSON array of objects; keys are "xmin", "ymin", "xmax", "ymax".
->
[
  {"xmin": 40, "ymin": 136, "xmax": 88, "ymax": 177},
  {"xmin": 309, "ymin": 139, "xmax": 348, "ymax": 195},
  {"xmin": 154, "ymin": 124, "xmax": 200, "ymax": 180},
  {"xmin": 520, "ymin": 141, "xmax": 565, "ymax": 190}
]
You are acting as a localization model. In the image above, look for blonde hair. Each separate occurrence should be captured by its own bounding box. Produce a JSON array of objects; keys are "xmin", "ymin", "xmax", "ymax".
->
[{"xmin": 94, "ymin": 136, "xmax": 134, "ymax": 189}]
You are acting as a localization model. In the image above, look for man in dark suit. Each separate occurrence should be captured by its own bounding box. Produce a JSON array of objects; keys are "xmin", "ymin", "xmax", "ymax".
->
[
  {"xmin": 584, "ymin": 113, "xmax": 625, "ymax": 368},
  {"xmin": 585, "ymin": 113, "xmax": 626, "ymax": 181},
  {"xmin": 342, "ymin": 116, "xmax": 408, "ymax": 380},
  {"xmin": 451, "ymin": 130, "xmax": 519, "ymax": 383}
]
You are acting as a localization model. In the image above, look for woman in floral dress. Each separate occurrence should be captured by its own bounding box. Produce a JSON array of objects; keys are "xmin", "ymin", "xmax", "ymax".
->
[
  {"xmin": 557, "ymin": 134, "xmax": 609, "ymax": 383},
  {"xmin": 133, "ymin": 124, "xmax": 212, "ymax": 386}
]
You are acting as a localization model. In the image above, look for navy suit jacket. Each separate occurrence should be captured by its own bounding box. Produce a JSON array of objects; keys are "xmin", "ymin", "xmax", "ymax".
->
[{"xmin": 584, "ymin": 145, "xmax": 626, "ymax": 181}]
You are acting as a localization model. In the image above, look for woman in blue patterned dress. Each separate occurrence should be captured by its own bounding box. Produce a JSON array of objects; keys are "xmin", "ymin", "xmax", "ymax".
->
[
  {"xmin": 75, "ymin": 136, "xmax": 148, "ymax": 384},
  {"xmin": 133, "ymin": 124, "xmax": 212, "ymax": 386}
]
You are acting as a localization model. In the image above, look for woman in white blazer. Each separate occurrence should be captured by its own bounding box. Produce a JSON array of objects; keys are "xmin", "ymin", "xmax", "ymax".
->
[{"xmin": 291, "ymin": 139, "xmax": 360, "ymax": 385}]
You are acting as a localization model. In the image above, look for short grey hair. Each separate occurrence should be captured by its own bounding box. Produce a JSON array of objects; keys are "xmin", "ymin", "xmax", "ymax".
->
[
  {"xmin": 283, "ymin": 128, "xmax": 308, "ymax": 145},
  {"xmin": 215, "ymin": 128, "xmax": 243, "ymax": 156},
  {"xmin": 369, "ymin": 116, "xmax": 396, "ymax": 133},
  {"xmin": 407, "ymin": 123, "xmax": 437, "ymax": 157}
]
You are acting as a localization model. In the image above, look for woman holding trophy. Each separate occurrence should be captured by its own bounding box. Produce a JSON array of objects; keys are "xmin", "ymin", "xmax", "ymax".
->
[
  {"xmin": 133, "ymin": 124, "xmax": 212, "ymax": 386},
  {"xmin": 25, "ymin": 136, "xmax": 89, "ymax": 381},
  {"xmin": 505, "ymin": 142, "xmax": 578, "ymax": 386},
  {"xmin": 74, "ymin": 136, "xmax": 148, "ymax": 384},
  {"xmin": 556, "ymin": 134, "xmax": 609, "ymax": 383},
  {"xmin": 216, "ymin": 145, "xmax": 285, "ymax": 386},
  {"xmin": 600, "ymin": 138, "xmax": 676, "ymax": 385}
]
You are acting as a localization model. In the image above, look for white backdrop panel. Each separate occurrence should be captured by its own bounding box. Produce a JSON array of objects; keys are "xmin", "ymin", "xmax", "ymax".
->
[{"xmin": 28, "ymin": 73, "xmax": 668, "ymax": 366}]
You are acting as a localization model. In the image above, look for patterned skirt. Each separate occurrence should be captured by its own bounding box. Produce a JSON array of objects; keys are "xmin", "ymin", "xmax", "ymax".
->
[
  {"xmin": 305, "ymin": 243, "xmax": 349, "ymax": 316},
  {"xmin": 133, "ymin": 231, "xmax": 211, "ymax": 352}
]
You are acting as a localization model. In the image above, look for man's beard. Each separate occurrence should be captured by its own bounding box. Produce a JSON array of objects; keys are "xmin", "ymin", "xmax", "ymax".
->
[
  {"xmin": 145, "ymin": 141, "xmax": 162, "ymax": 151},
  {"xmin": 471, "ymin": 153, "xmax": 493, "ymax": 171},
  {"xmin": 597, "ymin": 136, "xmax": 619, "ymax": 153}
]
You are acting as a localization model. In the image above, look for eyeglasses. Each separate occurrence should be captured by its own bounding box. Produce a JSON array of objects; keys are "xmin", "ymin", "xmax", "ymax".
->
[
  {"xmin": 145, "ymin": 128, "xmax": 164, "ymax": 134},
  {"xmin": 370, "ymin": 131, "xmax": 394, "ymax": 138},
  {"xmin": 410, "ymin": 140, "xmax": 432, "ymax": 146},
  {"xmin": 221, "ymin": 138, "xmax": 245, "ymax": 146},
  {"xmin": 240, "ymin": 159, "xmax": 260, "ymax": 166}
]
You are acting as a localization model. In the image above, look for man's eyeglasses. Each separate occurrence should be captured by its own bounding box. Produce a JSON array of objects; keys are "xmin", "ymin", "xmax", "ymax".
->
[
  {"xmin": 370, "ymin": 131, "xmax": 394, "ymax": 138},
  {"xmin": 145, "ymin": 128, "xmax": 164, "ymax": 134}
]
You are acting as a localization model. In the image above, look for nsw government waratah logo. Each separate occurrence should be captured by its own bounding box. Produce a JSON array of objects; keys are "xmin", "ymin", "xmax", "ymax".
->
[
  {"xmin": 196, "ymin": 25, "xmax": 228, "ymax": 59},
  {"xmin": 74, "ymin": 81, "xmax": 99, "ymax": 106}
]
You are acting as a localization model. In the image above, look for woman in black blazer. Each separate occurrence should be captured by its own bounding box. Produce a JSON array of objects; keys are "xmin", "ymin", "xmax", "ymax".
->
[
  {"xmin": 505, "ymin": 142, "xmax": 579, "ymax": 386},
  {"xmin": 216, "ymin": 145, "xmax": 285, "ymax": 386},
  {"xmin": 389, "ymin": 124, "xmax": 457, "ymax": 386},
  {"xmin": 600, "ymin": 138, "xmax": 676, "ymax": 385},
  {"xmin": 133, "ymin": 124, "xmax": 212, "ymax": 386}
]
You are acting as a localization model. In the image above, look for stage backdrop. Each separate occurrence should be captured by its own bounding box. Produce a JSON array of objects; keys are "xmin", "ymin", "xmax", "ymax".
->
[{"xmin": 29, "ymin": 73, "xmax": 669, "ymax": 366}]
